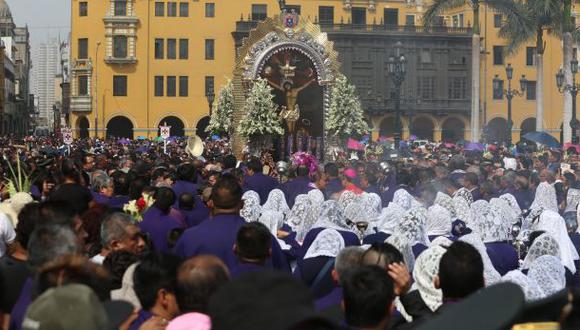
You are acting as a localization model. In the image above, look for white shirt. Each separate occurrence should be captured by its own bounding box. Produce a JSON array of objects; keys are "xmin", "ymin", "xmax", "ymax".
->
[
  {"xmin": 90, "ymin": 254, "xmax": 106, "ymax": 265},
  {"xmin": 0, "ymin": 213, "xmax": 15, "ymax": 257}
]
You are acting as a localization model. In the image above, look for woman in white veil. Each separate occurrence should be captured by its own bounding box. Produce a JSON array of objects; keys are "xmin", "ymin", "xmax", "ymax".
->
[
  {"xmin": 532, "ymin": 210, "xmax": 579, "ymax": 273},
  {"xmin": 295, "ymin": 189, "xmax": 325, "ymax": 242},
  {"xmin": 410, "ymin": 245, "xmax": 447, "ymax": 311},
  {"xmin": 286, "ymin": 194, "xmax": 311, "ymax": 233},
  {"xmin": 528, "ymin": 255, "xmax": 566, "ymax": 299},
  {"xmin": 240, "ymin": 190, "xmax": 261, "ymax": 222},
  {"xmin": 459, "ymin": 233, "xmax": 501, "ymax": 286},
  {"xmin": 426, "ymin": 205, "xmax": 452, "ymax": 242},
  {"xmin": 364, "ymin": 202, "xmax": 405, "ymax": 245},
  {"xmin": 262, "ymin": 189, "xmax": 290, "ymax": 217}
]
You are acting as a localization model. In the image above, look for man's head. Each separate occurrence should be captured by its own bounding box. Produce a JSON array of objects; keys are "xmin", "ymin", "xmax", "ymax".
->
[
  {"xmin": 246, "ymin": 158, "xmax": 262, "ymax": 176},
  {"xmin": 16, "ymin": 203, "xmax": 41, "ymax": 250},
  {"xmin": 176, "ymin": 255, "xmax": 230, "ymax": 314},
  {"xmin": 342, "ymin": 265, "xmax": 395, "ymax": 329},
  {"xmin": 100, "ymin": 212, "xmax": 145, "ymax": 255},
  {"xmin": 179, "ymin": 193, "xmax": 195, "ymax": 211},
  {"xmin": 177, "ymin": 163, "xmax": 196, "ymax": 182},
  {"xmin": 436, "ymin": 241, "xmax": 484, "ymax": 300},
  {"xmin": 28, "ymin": 224, "xmax": 79, "ymax": 272},
  {"xmin": 133, "ymin": 253, "xmax": 182, "ymax": 319},
  {"xmin": 463, "ymin": 172, "xmax": 478, "ymax": 189},
  {"xmin": 332, "ymin": 247, "xmax": 363, "ymax": 285},
  {"xmin": 223, "ymin": 155, "xmax": 237, "ymax": 170},
  {"xmin": 325, "ymin": 163, "xmax": 339, "ymax": 178},
  {"xmin": 153, "ymin": 187, "xmax": 176, "ymax": 215},
  {"xmin": 361, "ymin": 243, "xmax": 404, "ymax": 269},
  {"xmin": 92, "ymin": 174, "xmax": 114, "ymax": 197},
  {"xmin": 209, "ymin": 175, "xmax": 243, "ymax": 214},
  {"xmin": 234, "ymin": 222, "xmax": 272, "ymax": 265}
]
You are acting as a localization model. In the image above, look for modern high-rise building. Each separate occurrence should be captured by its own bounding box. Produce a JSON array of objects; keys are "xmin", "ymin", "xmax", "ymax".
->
[
  {"xmin": 69, "ymin": 0, "xmax": 578, "ymax": 144},
  {"xmin": 33, "ymin": 39, "xmax": 59, "ymax": 129}
]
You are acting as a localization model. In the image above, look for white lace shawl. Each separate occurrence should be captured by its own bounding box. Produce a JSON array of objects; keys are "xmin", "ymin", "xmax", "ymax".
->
[
  {"xmin": 259, "ymin": 210, "xmax": 291, "ymax": 250},
  {"xmin": 240, "ymin": 190, "xmax": 262, "ymax": 222},
  {"xmin": 378, "ymin": 202, "xmax": 406, "ymax": 234},
  {"xmin": 528, "ymin": 255, "xmax": 566, "ymax": 299},
  {"xmin": 394, "ymin": 207, "xmax": 430, "ymax": 246},
  {"xmin": 393, "ymin": 189, "xmax": 421, "ymax": 211},
  {"xmin": 386, "ymin": 234, "xmax": 416, "ymax": 272},
  {"xmin": 434, "ymin": 192, "xmax": 456, "ymax": 219},
  {"xmin": 410, "ymin": 245, "xmax": 446, "ymax": 311},
  {"xmin": 530, "ymin": 182, "xmax": 558, "ymax": 213},
  {"xmin": 262, "ymin": 189, "xmax": 290, "ymax": 216},
  {"xmin": 286, "ymin": 194, "xmax": 311, "ymax": 232},
  {"xmin": 532, "ymin": 210, "xmax": 579, "ymax": 273},
  {"xmin": 295, "ymin": 190, "xmax": 325, "ymax": 242},
  {"xmin": 303, "ymin": 228, "xmax": 345, "ymax": 259},
  {"xmin": 520, "ymin": 233, "xmax": 560, "ymax": 270},
  {"xmin": 501, "ymin": 270, "xmax": 543, "ymax": 301},
  {"xmin": 426, "ymin": 205, "xmax": 452, "ymax": 237}
]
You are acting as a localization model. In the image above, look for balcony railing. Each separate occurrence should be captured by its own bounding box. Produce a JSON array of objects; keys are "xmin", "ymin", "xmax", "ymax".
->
[{"xmin": 71, "ymin": 96, "xmax": 92, "ymax": 113}]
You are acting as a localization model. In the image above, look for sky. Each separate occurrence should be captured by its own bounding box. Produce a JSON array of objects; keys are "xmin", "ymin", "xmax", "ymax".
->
[{"xmin": 7, "ymin": 0, "xmax": 71, "ymax": 48}]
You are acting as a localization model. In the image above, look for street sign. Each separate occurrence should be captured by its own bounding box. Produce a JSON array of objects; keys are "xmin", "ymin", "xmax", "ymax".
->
[
  {"xmin": 160, "ymin": 125, "xmax": 171, "ymax": 140},
  {"xmin": 62, "ymin": 129, "xmax": 73, "ymax": 145}
]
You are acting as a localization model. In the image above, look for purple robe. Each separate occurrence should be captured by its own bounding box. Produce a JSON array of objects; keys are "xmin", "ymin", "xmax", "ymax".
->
[
  {"xmin": 109, "ymin": 195, "xmax": 130, "ymax": 209},
  {"xmin": 300, "ymin": 228, "xmax": 360, "ymax": 260},
  {"xmin": 380, "ymin": 174, "xmax": 397, "ymax": 207},
  {"xmin": 412, "ymin": 243, "xmax": 428, "ymax": 259},
  {"xmin": 179, "ymin": 207, "xmax": 209, "ymax": 228},
  {"xmin": 242, "ymin": 173, "xmax": 279, "ymax": 205},
  {"xmin": 128, "ymin": 310, "xmax": 153, "ymax": 330},
  {"xmin": 9, "ymin": 277, "xmax": 32, "ymax": 330},
  {"xmin": 295, "ymin": 256, "xmax": 335, "ymax": 298},
  {"xmin": 363, "ymin": 232, "xmax": 390, "ymax": 245},
  {"xmin": 325, "ymin": 178, "xmax": 343, "ymax": 199},
  {"xmin": 485, "ymin": 241, "xmax": 519, "ymax": 276},
  {"xmin": 470, "ymin": 187, "xmax": 483, "ymax": 202},
  {"xmin": 230, "ymin": 263, "xmax": 266, "ymax": 278},
  {"xmin": 283, "ymin": 176, "xmax": 314, "ymax": 208},
  {"xmin": 139, "ymin": 206, "xmax": 183, "ymax": 253},
  {"xmin": 315, "ymin": 287, "xmax": 343, "ymax": 311},
  {"xmin": 92, "ymin": 191, "xmax": 109, "ymax": 205},
  {"xmin": 513, "ymin": 189, "xmax": 534, "ymax": 211},
  {"xmin": 172, "ymin": 180, "xmax": 198, "ymax": 198},
  {"xmin": 174, "ymin": 214, "xmax": 289, "ymax": 272}
]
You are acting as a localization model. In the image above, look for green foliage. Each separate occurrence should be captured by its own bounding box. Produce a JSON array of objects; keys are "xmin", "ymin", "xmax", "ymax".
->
[
  {"xmin": 238, "ymin": 78, "xmax": 284, "ymax": 138},
  {"xmin": 206, "ymin": 80, "xmax": 235, "ymax": 136}
]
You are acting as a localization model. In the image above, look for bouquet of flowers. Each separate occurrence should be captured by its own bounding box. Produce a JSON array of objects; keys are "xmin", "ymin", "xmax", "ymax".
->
[
  {"xmin": 123, "ymin": 193, "xmax": 155, "ymax": 222},
  {"xmin": 291, "ymin": 152, "xmax": 318, "ymax": 175}
]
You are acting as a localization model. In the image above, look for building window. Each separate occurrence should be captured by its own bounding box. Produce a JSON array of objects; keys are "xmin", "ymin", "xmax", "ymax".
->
[
  {"xmin": 179, "ymin": 2, "xmax": 189, "ymax": 17},
  {"xmin": 420, "ymin": 49, "xmax": 432, "ymax": 63},
  {"xmin": 405, "ymin": 15, "xmax": 415, "ymax": 26},
  {"xmin": 251, "ymin": 4, "xmax": 267, "ymax": 21},
  {"xmin": 494, "ymin": 14, "xmax": 502, "ymax": 28},
  {"xmin": 179, "ymin": 76, "xmax": 188, "ymax": 97},
  {"xmin": 319, "ymin": 6, "xmax": 334, "ymax": 25},
  {"xmin": 418, "ymin": 77, "xmax": 435, "ymax": 99},
  {"xmin": 286, "ymin": 5, "xmax": 301, "ymax": 14},
  {"xmin": 179, "ymin": 39, "xmax": 188, "ymax": 59},
  {"xmin": 79, "ymin": 2, "xmax": 88, "ymax": 16},
  {"xmin": 155, "ymin": 2, "xmax": 164, "ymax": 16},
  {"xmin": 205, "ymin": 3, "xmax": 215, "ymax": 17},
  {"xmin": 448, "ymin": 77, "xmax": 467, "ymax": 99},
  {"xmin": 493, "ymin": 46, "xmax": 505, "ymax": 65},
  {"xmin": 205, "ymin": 39, "xmax": 215, "ymax": 60},
  {"xmin": 167, "ymin": 39, "xmax": 176, "ymax": 59},
  {"xmin": 114, "ymin": 1, "xmax": 127, "ymax": 16},
  {"xmin": 113, "ymin": 76, "xmax": 127, "ymax": 96},
  {"xmin": 452, "ymin": 14, "xmax": 464, "ymax": 28},
  {"xmin": 526, "ymin": 81, "xmax": 537, "ymax": 100},
  {"xmin": 205, "ymin": 76, "xmax": 215, "ymax": 95},
  {"xmin": 113, "ymin": 36, "xmax": 127, "ymax": 58},
  {"xmin": 526, "ymin": 47, "xmax": 535, "ymax": 66},
  {"xmin": 352, "ymin": 7, "xmax": 366, "ymax": 25},
  {"xmin": 155, "ymin": 38, "xmax": 164, "ymax": 59},
  {"xmin": 167, "ymin": 76, "xmax": 176, "ymax": 96},
  {"xmin": 78, "ymin": 76, "xmax": 88, "ymax": 96},
  {"xmin": 167, "ymin": 2, "xmax": 177, "ymax": 17},
  {"xmin": 154, "ymin": 76, "xmax": 164, "ymax": 96},
  {"xmin": 384, "ymin": 8, "xmax": 398, "ymax": 26},
  {"xmin": 78, "ymin": 38, "xmax": 88, "ymax": 59},
  {"xmin": 493, "ymin": 80, "xmax": 504, "ymax": 99}
]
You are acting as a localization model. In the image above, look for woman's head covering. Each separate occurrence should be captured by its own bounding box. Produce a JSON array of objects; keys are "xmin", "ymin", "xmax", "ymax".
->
[
  {"xmin": 241, "ymin": 191, "xmax": 262, "ymax": 222},
  {"xmin": 303, "ymin": 229, "xmax": 345, "ymax": 260},
  {"xmin": 520, "ymin": 233, "xmax": 560, "ymax": 270},
  {"xmin": 411, "ymin": 245, "xmax": 446, "ymax": 311},
  {"xmin": 528, "ymin": 255, "xmax": 566, "ymax": 298},
  {"xmin": 262, "ymin": 189, "xmax": 290, "ymax": 216},
  {"xmin": 471, "ymin": 199, "xmax": 510, "ymax": 243},
  {"xmin": 565, "ymin": 188, "xmax": 580, "ymax": 213},
  {"xmin": 386, "ymin": 234, "xmax": 416, "ymax": 272},
  {"xmin": 426, "ymin": 205, "xmax": 452, "ymax": 238},
  {"xmin": 378, "ymin": 202, "xmax": 406, "ymax": 235},
  {"xmin": 295, "ymin": 189, "xmax": 325, "ymax": 242},
  {"xmin": 359, "ymin": 193, "xmax": 382, "ymax": 225},
  {"xmin": 459, "ymin": 233, "xmax": 501, "ymax": 286},
  {"xmin": 500, "ymin": 193, "xmax": 522, "ymax": 222},
  {"xmin": 434, "ymin": 192, "xmax": 456, "ymax": 219},
  {"xmin": 453, "ymin": 195, "xmax": 473, "ymax": 224},
  {"xmin": 338, "ymin": 191, "xmax": 357, "ymax": 212},
  {"xmin": 454, "ymin": 187, "xmax": 474, "ymax": 206},
  {"xmin": 394, "ymin": 207, "xmax": 429, "ymax": 246},
  {"xmin": 286, "ymin": 194, "xmax": 311, "ymax": 232},
  {"xmin": 393, "ymin": 189, "xmax": 420, "ymax": 211},
  {"xmin": 532, "ymin": 210, "xmax": 579, "ymax": 273},
  {"xmin": 530, "ymin": 182, "xmax": 558, "ymax": 213},
  {"xmin": 259, "ymin": 210, "xmax": 291, "ymax": 251},
  {"xmin": 501, "ymin": 270, "xmax": 543, "ymax": 301},
  {"xmin": 491, "ymin": 197, "xmax": 518, "ymax": 226},
  {"xmin": 312, "ymin": 200, "xmax": 354, "ymax": 233}
]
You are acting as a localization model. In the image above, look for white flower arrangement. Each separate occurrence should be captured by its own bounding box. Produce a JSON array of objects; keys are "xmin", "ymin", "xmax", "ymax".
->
[
  {"xmin": 238, "ymin": 78, "xmax": 284, "ymax": 138},
  {"xmin": 206, "ymin": 80, "xmax": 235, "ymax": 136},
  {"xmin": 326, "ymin": 74, "xmax": 370, "ymax": 139},
  {"xmin": 123, "ymin": 193, "xmax": 155, "ymax": 222}
]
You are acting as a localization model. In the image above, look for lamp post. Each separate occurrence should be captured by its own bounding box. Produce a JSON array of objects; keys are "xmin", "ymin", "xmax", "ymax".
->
[
  {"xmin": 386, "ymin": 41, "xmax": 406, "ymax": 149},
  {"xmin": 205, "ymin": 79, "xmax": 215, "ymax": 116},
  {"xmin": 94, "ymin": 42, "xmax": 101, "ymax": 139},
  {"xmin": 556, "ymin": 59, "xmax": 580, "ymax": 144},
  {"xmin": 492, "ymin": 63, "xmax": 527, "ymax": 146}
]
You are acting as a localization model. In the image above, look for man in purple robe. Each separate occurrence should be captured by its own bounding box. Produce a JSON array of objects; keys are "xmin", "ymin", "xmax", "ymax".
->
[
  {"xmin": 140, "ymin": 187, "xmax": 183, "ymax": 253},
  {"xmin": 283, "ymin": 166, "xmax": 313, "ymax": 208},
  {"xmin": 230, "ymin": 222, "xmax": 271, "ymax": 278},
  {"xmin": 324, "ymin": 163, "xmax": 343, "ymax": 199},
  {"xmin": 174, "ymin": 176, "xmax": 289, "ymax": 272},
  {"xmin": 242, "ymin": 158, "xmax": 279, "ymax": 205}
]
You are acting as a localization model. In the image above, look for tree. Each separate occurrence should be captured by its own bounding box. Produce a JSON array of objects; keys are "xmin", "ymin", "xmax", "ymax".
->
[
  {"xmin": 498, "ymin": 0, "xmax": 565, "ymax": 136},
  {"xmin": 424, "ymin": 0, "xmax": 526, "ymax": 142},
  {"xmin": 238, "ymin": 78, "xmax": 284, "ymax": 149},
  {"xmin": 326, "ymin": 74, "xmax": 369, "ymax": 141},
  {"xmin": 206, "ymin": 80, "xmax": 235, "ymax": 136}
]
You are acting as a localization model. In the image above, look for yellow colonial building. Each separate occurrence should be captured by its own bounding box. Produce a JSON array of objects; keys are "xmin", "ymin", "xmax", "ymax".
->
[{"xmin": 69, "ymin": 0, "xmax": 579, "ymax": 144}]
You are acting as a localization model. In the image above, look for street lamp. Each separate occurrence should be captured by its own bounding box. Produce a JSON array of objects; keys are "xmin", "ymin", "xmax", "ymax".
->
[
  {"xmin": 386, "ymin": 41, "xmax": 407, "ymax": 149},
  {"xmin": 492, "ymin": 63, "xmax": 526, "ymax": 146},
  {"xmin": 556, "ymin": 58, "xmax": 580, "ymax": 144}
]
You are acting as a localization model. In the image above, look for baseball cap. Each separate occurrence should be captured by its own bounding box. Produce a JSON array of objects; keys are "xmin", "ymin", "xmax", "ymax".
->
[{"xmin": 23, "ymin": 284, "xmax": 133, "ymax": 330}]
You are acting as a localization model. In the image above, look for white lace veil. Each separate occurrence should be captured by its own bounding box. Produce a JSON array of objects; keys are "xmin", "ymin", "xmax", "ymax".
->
[
  {"xmin": 394, "ymin": 207, "xmax": 429, "ymax": 246},
  {"xmin": 378, "ymin": 202, "xmax": 406, "ymax": 234},
  {"xmin": 262, "ymin": 189, "xmax": 290, "ymax": 217},
  {"xmin": 530, "ymin": 182, "xmax": 558, "ymax": 213},
  {"xmin": 528, "ymin": 255, "xmax": 566, "ymax": 298},
  {"xmin": 240, "ymin": 190, "xmax": 262, "ymax": 222},
  {"xmin": 501, "ymin": 270, "xmax": 543, "ymax": 301},
  {"xmin": 296, "ymin": 189, "xmax": 325, "ymax": 242},
  {"xmin": 500, "ymin": 194, "xmax": 522, "ymax": 222},
  {"xmin": 410, "ymin": 245, "xmax": 446, "ymax": 311},
  {"xmin": 286, "ymin": 194, "xmax": 311, "ymax": 232},
  {"xmin": 311, "ymin": 200, "xmax": 355, "ymax": 233},
  {"xmin": 303, "ymin": 228, "xmax": 345, "ymax": 260},
  {"xmin": 386, "ymin": 234, "xmax": 416, "ymax": 272},
  {"xmin": 532, "ymin": 210, "xmax": 579, "ymax": 273},
  {"xmin": 565, "ymin": 188, "xmax": 580, "ymax": 213},
  {"xmin": 393, "ymin": 189, "xmax": 420, "ymax": 211},
  {"xmin": 520, "ymin": 233, "xmax": 560, "ymax": 270},
  {"xmin": 259, "ymin": 210, "xmax": 291, "ymax": 250},
  {"xmin": 453, "ymin": 195, "xmax": 473, "ymax": 224},
  {"xmin": 471, "ymin": 199, "xmax": 510, "ymax": 243},
  {"xmin": 453, "ymin": 187, "xmax": 474, "ymax": 206},
  {"xmin": 459, "ymin": 233, "xmax": 501, "ymax": 286},
  {"xmin": 434, "ymin": 192, "xmax": 456, "ymax": 219},
  {"xmin": 426, "ymin": 205, "xmax": 452, "ymax": 237}
]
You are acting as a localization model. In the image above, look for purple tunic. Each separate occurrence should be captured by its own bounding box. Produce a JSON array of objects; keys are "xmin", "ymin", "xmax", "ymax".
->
[
  {"xmin": 172, "ymin": 180, "xmax": 198, "ymax": 199},
  {"xmin": 128, "ymin": 310, "xmax": 153, "ymax": 330},
  {"xmin": 315, "ymin": 287, "xmax": 343, "ymax": 311},
  {"xmin": 9, "ymin": 277, "xmax": 32, "ymax": 330},
  {"xmin": 230, "ymin": 263, "xmax": 266, "ymax": 278},
  {"xmin": 283, "ymin": 176, "xmax": 314, "ymax": 208},
  {"xmin": 242, "ymin": 173, "xmax": 279, "ymax": 205},
  {"xmin": 109, "ymin": 195, "xmax": 130, "ymax": 209},
  {"xmin": 412, "ymin": 243, "xmax": 428, "ymax": 259},
  {"xmin": 139, "ymin": 206, "xmax": 183, "ymax": 253},
  {"xmin": 325, "ymin": 178, "xmax": 343, "ymax": 199},
  {"xmin": 300, "ymin": 228, "xmax": 360, "ymax": 260},
  {"xmin": 485, "ymin": 241, "xmax": 519, "ymax": 276},
  {"xmin": 363, "ymin": 232, "xmax": 390, "ymax": 245}
]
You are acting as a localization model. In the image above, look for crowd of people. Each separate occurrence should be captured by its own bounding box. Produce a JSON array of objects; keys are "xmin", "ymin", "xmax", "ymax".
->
[{"xmin": 0, "ymin": 136, "xmax": 578, "ymax": 329}]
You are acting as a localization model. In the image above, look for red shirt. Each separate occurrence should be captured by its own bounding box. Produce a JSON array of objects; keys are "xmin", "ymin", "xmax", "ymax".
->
[{"xmin": 342, "ymin": 184, "xmax": 364, "ymax": 195}]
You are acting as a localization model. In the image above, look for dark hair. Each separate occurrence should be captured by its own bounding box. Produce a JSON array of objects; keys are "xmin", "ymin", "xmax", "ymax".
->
[
  {"xmin": 528, "ymin": 230, "xmax": 546, "ymax": 246},
  {"xmin": 153, "ymin": 187, "xmax": 176, "ymax": 215},
  {"xmin": 179, "ymin": 193, "xmax": 195, "ymax": 211},
  {"xmin": 361, "ymin": 243, "xmax": 404, "ymax": 269},
  {"xmin": 27, "ymin": 224, "xmax": 78, "ymax": 271},
  {"xmin": 343, "ymin": 265, "xmax": 395, "ymax": 328},
  {"xmin": 325, "ymin": 163, "xmax": 339, "ymax": 177},
  {"xmin": 61, "ymin": 159, "xmax": 81, "ymax": 183},
  {"xmin": 211, "ymin": 175, "xmax": 242, "ymax": 210},
  {"xmin": 177, "ymin": 163, "xmax": 196, "ymax": 182},
  {"xmin": 128, "ymin": 177, "xmax": 148, "ymax": 200},
  {"xmin": 81, "ymin": 204, "xmax": 111, "ymax": 254},
  {"xmin": 235, "ymin": 222, "xmax": 271, "ymax": 261},
  {"xmin": 167, "ymin": 228, "xmax": 185, "ymax": 249},
  {"xmin": 133, "ymin": 253, "xmax": 182, "ymax": 310},
  {"xmin": 102, "ymin": 250, "xmax": 140, "ymax": 290},
  {"xmin": 16, "ymin": 203, "xmax": 41, "ymax": 248},
  {"xmin": 529, "ymin": 172, "xmax": 541, "ymax": 188},
  {"xmin": 38, "ymin": 201, "xmax": 77, "ymax": 227},
  {"xmin": 176, "ymin": 255, "xmax": 230, "ymax": 313},
  {"xmin": 439, "ymin": 241, "xmax": 484, "ymax": 299},
  {"xmin": 223, "ymin": 155, "xmax": 237, "ymax": 170},
  {"xmin": 464, "ymin": 172, "xmax": 478, "ymax": 186},
  {"xmin": 448, "ymin": 155, "xmax": 465, "ymax": 172},
  {"xmin": 111, "ymin": 171, "xmax": 129, "ymax": 196},
  {"xmin": 247, "ymin": 158, "xmax": 262, "ymax": 173},
  {"xmin": 296, "ymin": 166, "xmax": 309, "ymax": 177}
]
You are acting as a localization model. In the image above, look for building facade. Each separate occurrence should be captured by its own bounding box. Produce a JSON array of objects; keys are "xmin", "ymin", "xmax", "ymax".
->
[
  {"xmin": 33, "ymin": 39, "xmax": 59, "ymax": 129},
  {"xmin": 69, "ymin": 0, "xmax": 578, "ymax": 143}
]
